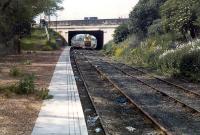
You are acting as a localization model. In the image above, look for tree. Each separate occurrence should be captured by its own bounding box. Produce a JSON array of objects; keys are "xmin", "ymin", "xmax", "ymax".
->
[
  {"xmin": 129, "ymin": 0, "xmax": 167, "ymax": 37},
  {"xmin": 113, "ymin": 24, "xmax": 129, "ymax": 44},
  {"xmin": 0, "ymin": 0, "xmax": 63, "ymax": 53},
  {"xmin": 148, "ymin": 19, "xmax": 164, "ymax": 36},
  {"xmin": 160, "ymin": 0, "xmax": 200, "ymax": 39}
]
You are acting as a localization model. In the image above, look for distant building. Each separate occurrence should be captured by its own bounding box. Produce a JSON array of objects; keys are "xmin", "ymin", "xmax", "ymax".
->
[{"xmin": 84, "ymin": 17, "xmax": 98, "ymax": 20}]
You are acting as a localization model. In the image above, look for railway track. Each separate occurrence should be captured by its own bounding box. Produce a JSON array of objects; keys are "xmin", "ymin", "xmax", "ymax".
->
[
  {"xmin": 78, "ymin": 49, "xmax": 200, "ymax": 134},
  {"xmin": 70, "ymin": 50, "xmax": 106, "ymax": 135},
  {"xmin": 85, "ymin": 50, "xmax": 200, "ymax": 113},
  {"xmin": 71, "ymin": 49, "xmax": 167, "ymax": 135}
]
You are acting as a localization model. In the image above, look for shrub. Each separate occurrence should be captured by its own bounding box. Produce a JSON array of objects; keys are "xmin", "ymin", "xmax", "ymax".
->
[
  {"xmin": 128, "ymin": 34, "xmax": 142, "ymax": 48},
  {"xmin": 9, "ymin": 67, "xmax": 21, "ymax": 77},
  {"xmin": 36, "ymin": 88, "xmax": 53, "ymax": 100},
  {"xmin": 16, "ymin": 74, "xmax": 35, "ymax": 94},
  {"xmin": 113, "ymin": 24, "xmax": 129, "ymax": 44},
  {"xmin": 156, "ymin": 39, "xmax": 200, "ymax": 76},
  {"xmin": 50, "ymin": 43, "xmax": 58, "ymax": 50},
  {"xmin": 114, "ymin": 47, "xmax": 124, "ymax": 58},
  {"xmin": 129, "ymin": 0, "xmax": 167, "ymax": 37},
  {"xmin": 158, "ymin": 51, "xmax": 180, "ymax": 74},
  {"xmin": 180, "ymin": 50, "xmax": 200, "ymax": 80},
  {"xmin": 23, "ymin": 60, "xmax": 32, "ymax": 65},
  {"xmin": 0, "ymin": 84, "xmax": 18, "ymax": 97},
  {"xmin": 103, "ymin": 41, "xmax": 116, "ymax": 55},
  {"xmin": 0, "ymin": 74, "xmax": 55, "ymax": 99},
  {"xmin": 148, "ymin": 19, "xmax": 164, "ymax": 36},
  {"xmin": 42, "ymin": 45, "xmax": 53, "ymax": 51},
  {"xmin": 21, "ymin": 28, "xmax": 65, "ymax": 51},
  {"xmin": 43, "ymin": 40, "xmax": 59, "ymax": 51}
]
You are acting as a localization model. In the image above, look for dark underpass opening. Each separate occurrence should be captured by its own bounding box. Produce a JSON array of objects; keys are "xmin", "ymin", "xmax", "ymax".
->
[{"xmin": 68, "ymin": 30, "xmax": 104, "ymax": 50}]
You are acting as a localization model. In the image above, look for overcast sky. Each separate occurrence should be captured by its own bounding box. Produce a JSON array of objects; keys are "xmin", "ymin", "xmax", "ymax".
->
[{"xmin": 52, "ymin": 0, "xmax": 139, "ymax": 20}]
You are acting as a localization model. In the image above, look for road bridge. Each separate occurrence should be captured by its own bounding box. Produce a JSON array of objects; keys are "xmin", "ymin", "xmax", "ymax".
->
[{"xmin": 49, "ymin": 18, "xmax": 128, "ymax": 49}]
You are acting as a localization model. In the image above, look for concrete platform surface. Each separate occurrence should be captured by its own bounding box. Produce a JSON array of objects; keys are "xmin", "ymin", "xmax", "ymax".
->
[{"xmin": 32, "ymin": 47, "xmax": 88, "ymax": 135}]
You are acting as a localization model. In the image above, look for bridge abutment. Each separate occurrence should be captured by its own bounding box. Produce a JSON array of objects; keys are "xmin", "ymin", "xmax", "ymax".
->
[{"xmin": 49, "ymin": 18, "xmax": 128, "ymax": 47}]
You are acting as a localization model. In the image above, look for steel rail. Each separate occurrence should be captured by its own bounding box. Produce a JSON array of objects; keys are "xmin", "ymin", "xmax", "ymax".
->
[
  {"xmin": 121, "ymin": 63, "xmax": 200, "ymax": 98},
  {"xmin": 84, "ymin": 50, "xmax": 200, "ymax": 113},
  {"xmin": 77, "ymin": 50, "xmax": 173, "ymax": 135},
  {"xmin": 71, "ymin": 49, "xmax": 109, "ymax": 135}
]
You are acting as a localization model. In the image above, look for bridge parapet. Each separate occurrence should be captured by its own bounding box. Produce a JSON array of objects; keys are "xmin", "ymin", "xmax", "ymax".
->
[{"xmin": 50, "ymin": 18, "xmax": 128, "ymax": 26}]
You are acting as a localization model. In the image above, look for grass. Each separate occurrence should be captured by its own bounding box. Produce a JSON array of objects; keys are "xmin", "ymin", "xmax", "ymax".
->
[
  {"xmin": 21, "ymin": 28, "xmax": 66, "ymax": 51},
  {"xmin": 36, "ymin": 88, "xmax": 53, "ymax": 100},
  {"xmin": 0, "ymin": 74, "xmax": 53, "ymax": 100},
  {"xmin": 103, "ymin": 34, "xmax": 200, "ymax": 81},
  {"xmin": 9, "ymin": 67, "xmax": 22, "ymax": 77},
  {"xmin": 23, "ymin": 60, "xmax": 32, "ymax": 65}
]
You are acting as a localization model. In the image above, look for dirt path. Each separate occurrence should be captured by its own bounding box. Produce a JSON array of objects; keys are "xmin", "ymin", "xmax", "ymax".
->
[{"xmin": 0, "ymin": 50, "xmax": 62, "ymax": 135}]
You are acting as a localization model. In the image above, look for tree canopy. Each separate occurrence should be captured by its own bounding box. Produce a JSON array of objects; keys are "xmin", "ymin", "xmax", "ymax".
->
[
  {"xmin": 129, "ymin": 0, "xmax": 167, "ymax": 37},
  {"xmin": 0, "ymin": 0, "xmax": 63, "ymax": 42},
  {"xmin": 113, "ymin": 24, "xmax": 129, "ymax": 44},
  {"xmin": 160, "ymin": 0, "xmax": 200, "ymax": 38}
]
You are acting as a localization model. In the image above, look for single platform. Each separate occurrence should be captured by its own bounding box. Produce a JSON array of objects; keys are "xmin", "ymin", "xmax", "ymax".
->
[{"xmin": 32, "ymin": 47, "xmax": 88, "ymax": 135}]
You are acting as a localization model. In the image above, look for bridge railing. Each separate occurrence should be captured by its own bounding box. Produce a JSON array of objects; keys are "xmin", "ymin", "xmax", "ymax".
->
[{"xmin": 49, "ymin": 18, "xmax": 128, "ymax": 27}]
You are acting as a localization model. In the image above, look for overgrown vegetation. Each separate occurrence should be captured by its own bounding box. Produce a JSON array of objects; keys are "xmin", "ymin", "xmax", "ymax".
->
[
  {"xmin": 23, "ymin": 60, "xmax": 32, "ymax": 65},
  {"xmin": 36, "ymin": 88, "xmax": 53, "ymax": 100},
  {"xmin": 113, "ymin": 24, "xmax": 129, "ymax": 44},
  {"xmin": 16, "ymin": 74, "xmax": 35, "ymax": 94},
  {"xmin": 9, "ymin": 67, "xmax": 22, "ymax": 77},
  {"xmin": 21, "ymin": 28, "xmax": 66, "ymax": 51},
  {"xmin": 0, "ymin": 74, "xmax": 53, "ymax": 99},
  {"xmin": 0, "ymin": 0, "xmax": 63, "ymax": 53},
  {"xmin": 104, "ymin": 0, "xmax": 200, "ymax": 81}
]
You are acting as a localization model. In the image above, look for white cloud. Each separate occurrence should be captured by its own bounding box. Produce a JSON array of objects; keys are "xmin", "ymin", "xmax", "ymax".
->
[{"xmin": 53, "ymin": 0, "xmax": 139, "ymax": 20}]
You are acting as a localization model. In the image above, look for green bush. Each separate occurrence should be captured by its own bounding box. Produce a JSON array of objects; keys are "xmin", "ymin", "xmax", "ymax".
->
[
  {"xmin": 103, "ymin": 41, "xmax": 116, "ymax": 55},
  {"xmin": 156, "ymin": 40, "xmax": 200, "ymax": 75},
  {"xmin": 113, "ymin": 24, "xmax": 129, "ymax": 44},
  {"xmin": 21, "ymin": 28, "xmax": 65, "ymax": 51},
  {"xmin": 148, "ymin": 19, "xmax": 164, "ymax": 36},
  {"xmin": 36, "ymin": 88, "xmax": 53, "ymax": 100},
  {"xmin": 16, "ymin": 74, "xmax": 35, "ymax": 94},
  {"xmin": 9, "ymin": 67, "xmax": 21, "ymax": 77},
  {"xmin": 180, "ymin": 50, "xmax": 200, "ymax": 80},
  {"xmin": 0, "ymin": 74, "xmax": 54, "ymax": 99},
  {"xmin": 158, "ymin": 51, "xmax": 180, "ymax": 74},
  {"xmin": 128, "ymin": 34, "xmax": 143, "ymax": 48},
  {"xmin": 49, "ymin": 41, "xmax": 58, "ymax": 50},
  {"xmin": 23, "ymin": 60, "xmax": 32, "ymax": 65},
  {"xmin": 42, "ymin": 45, "xmax": 53, "ymax": 51},
  {"xmin": 129, "ymin": 0, "xmax": 167, "ymax": 37},
  {"xmin": 0, "ymin": 84, "xmax": 18, "ymax": 97}
]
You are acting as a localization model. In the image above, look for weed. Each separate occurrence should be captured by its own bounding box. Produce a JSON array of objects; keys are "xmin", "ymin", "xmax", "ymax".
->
[
  {"xmin": 4, "ymin": 88, "xmax": 12, "ymax": 98},
  {"xmin": 9, "ymin": 67, "xmax": 21, "ymax": 77},
  {"xmin": 0, "ymin": 82, "xmax": 53, "ymax": 99},
  {"xmin": 114, "ymin": 47, "xmax": 124, "ymax": 58},
  {"xmin": 42, "ymin": 45, "xmax": 53, "ymax": 51},
  {"xmin": 104, "ymin": 32, "xmax": 200, "ymax": 81},
  {"xmin": 0, "ymin": 74, "xmax": 54, "ymax": 98},
  {"xmin": 16, "ymin": 74, "xmax": 35, "ymax": 94},
  {"xmin": 0, "ymin": 84, "xmax": 18, "ymax": 98},
  {"xmin": 179, "ymin": 50, "xmax": 200, "ymax": 81},
  {"xmin": 23, "ymin": 60, "xmax": 32, "ymax": 65},
  {"xmin": 0, "ymin": 85, "xmax": 5, "ymax": 93},
  {"xmin": 103, "ymin": 41, "xmax": 116, "ymax": 55},
  {"xmin": 21, "ymin": 28, "xmax": 65, "ymax": 51},
  {"xmin": 36, "ymin": 88, "xmax": 53, "ymax": 100}
]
